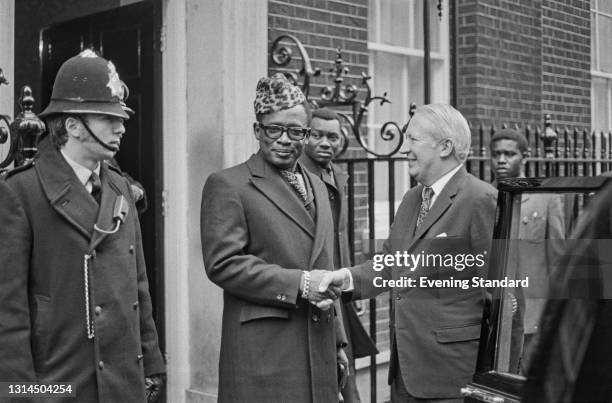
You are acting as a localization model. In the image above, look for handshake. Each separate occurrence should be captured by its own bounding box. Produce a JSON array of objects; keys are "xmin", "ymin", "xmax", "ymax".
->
[{"xmin": 299, "ymin": 268, "xmax": 352, "ymax": 310}]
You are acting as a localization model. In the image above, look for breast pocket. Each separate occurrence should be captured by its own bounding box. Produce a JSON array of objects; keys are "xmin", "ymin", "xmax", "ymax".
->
[{"xmin": 520, "ymin": 210, "xmax": 546, "ymax": 242}]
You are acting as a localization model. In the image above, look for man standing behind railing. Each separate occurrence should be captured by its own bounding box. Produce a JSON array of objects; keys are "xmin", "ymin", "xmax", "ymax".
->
[
  {"xmin": 299, "ymin": 108, "xmax": 378, "ymax": 403},
  {"xmin": 318, "ymin": 104, "xmax": 497, "ymax": 402},
  {"xmin": 490, "ymin": 128, "xmax": 565, "ymax": 374}
]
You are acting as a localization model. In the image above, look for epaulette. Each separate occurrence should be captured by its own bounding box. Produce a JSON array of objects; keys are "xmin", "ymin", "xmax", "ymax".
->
[{"xmin": 3, "ymin": 160, "xmax": 36, "ymax": 179}]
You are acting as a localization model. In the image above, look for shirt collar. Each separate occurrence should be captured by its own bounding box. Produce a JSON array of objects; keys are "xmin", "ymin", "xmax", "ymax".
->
[
  {"xmin": 60, "ymin": 149, "xmax": 101, "ymax": 186},
  {"xmin": 428, "ymin": 163, "xmax": 463, "ymax": 207}
]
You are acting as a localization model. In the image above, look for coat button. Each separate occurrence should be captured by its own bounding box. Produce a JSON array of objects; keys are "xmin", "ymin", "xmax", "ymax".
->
[
  {"xmin": 129, "ymin": 245, "xmax": 135, "ymax": 254},
  {"xmin": 98, "ymin": 361, "xmax": 104, "ymax": 369},
  {"xmin": 396, "ymin": 295, "xmax": 401, "ymax": 300},
  {"xmin": 133, "ymin": 301, "xmax": 139, "ymax": 310},
  {"xmin": 95, "ymin": 306, "xmax": 102, "ymax": 315},
  {"xmin": 312, "ymin": 314, "xmax": 320, "ymax": 323},
  {"xmin": 137, "ymin": 354, "xmax": 144, "ymax": 361},
  {"xmin": 326, "ymin": 313, "xmax": 332, "ymax": 323},
  {"xmin": 91, "ymin": 250, "xmax": 97, "ymax": 258}
]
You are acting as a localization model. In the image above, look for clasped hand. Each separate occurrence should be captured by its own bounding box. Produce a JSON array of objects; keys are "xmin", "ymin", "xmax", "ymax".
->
[
  {"xmin": 301, "ymin": 270, "xmax": 343, "ymax": 308},
  {"xmin": 301, "ymin": 269, "xmax": 351, "ymax": 311}
]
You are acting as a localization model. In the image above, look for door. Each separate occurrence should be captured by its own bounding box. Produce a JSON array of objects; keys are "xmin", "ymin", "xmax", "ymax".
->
[{"xmin": 40, "ymin": 0, "xmax": 165, "ymax": 362}]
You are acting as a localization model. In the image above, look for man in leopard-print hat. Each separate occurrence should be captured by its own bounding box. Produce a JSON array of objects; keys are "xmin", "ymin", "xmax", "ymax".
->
[{"xmin": 200, "ymin": 73, "xmax": 349, "ymax": 403}]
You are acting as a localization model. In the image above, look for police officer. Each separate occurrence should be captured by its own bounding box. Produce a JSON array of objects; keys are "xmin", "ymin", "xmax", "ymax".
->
[{"xmin": 0, "ymin": 49, "xmax": 165, "ymax": 402}]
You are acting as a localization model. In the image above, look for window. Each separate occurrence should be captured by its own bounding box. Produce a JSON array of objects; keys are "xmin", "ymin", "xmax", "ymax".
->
[
  {"xmin": 591, "ymin": 0, "xmax": 612, "ymax": 132},
  {"xmin": 367, "ymin": 0, "xmax": 450, "ymax": 226},
  {"xmin": 368, "ymin": 0, "xmax": 450, "ymax": 137}
]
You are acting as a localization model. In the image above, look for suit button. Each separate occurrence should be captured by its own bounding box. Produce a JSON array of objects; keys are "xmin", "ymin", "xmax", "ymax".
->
[
  {"xmin": 98, "ymin": 361, "xmax": 104, "ymax": 369},
  {"xmin": 94, "ymin": 306, "xmax": 102, "ymax": 315},
  {"xmin": 129, "ymin": 245, "xmax": 135, "ymax": 254},
  {"xmin": 137, "ymin": 354, "xmax": 144, "ymax": 361},
  {"xmin": 312, "ymin": 314, "xmax": 320, "ymax": 323},
  {"xmin": 329, "ymin": 194, "xmax": 335, "ymax": 200},
  {"xmin": 133, "ymin": 301, "xmax": 139, "ymax": 309}
]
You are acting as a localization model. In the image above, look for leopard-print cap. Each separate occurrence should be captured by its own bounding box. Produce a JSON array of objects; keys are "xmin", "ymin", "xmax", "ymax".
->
[{"xmin": 254, "ymin": 73, "xmax": 306, "ymax": 115}]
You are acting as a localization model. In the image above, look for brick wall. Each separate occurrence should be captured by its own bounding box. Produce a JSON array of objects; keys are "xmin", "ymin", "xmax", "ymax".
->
[
  {"xmin": 456, "ymin": 0, "xmax": 543, "ymax": 127},
  {"xmin": 542, "ymin": 0, "xmax": 591, "ymax": 128},
  {"xmin": 456, "ymin": 0, "xmax": 591, "ymax": 133},
  {"xmin": 268, "ymin": 0, "xmax": 368, "ymax": 110}
]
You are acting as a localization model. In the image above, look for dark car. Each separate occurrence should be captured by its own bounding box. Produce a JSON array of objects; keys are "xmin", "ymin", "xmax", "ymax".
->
[{"xmin": 462, "ymin": 176, "xmax": 612, "ymax": 403}]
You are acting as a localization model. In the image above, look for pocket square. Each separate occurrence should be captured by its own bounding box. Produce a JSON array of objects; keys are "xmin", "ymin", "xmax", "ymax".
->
[{"xmin": 435, "ymin": 232, "xmax": 447, "ymax": 238}]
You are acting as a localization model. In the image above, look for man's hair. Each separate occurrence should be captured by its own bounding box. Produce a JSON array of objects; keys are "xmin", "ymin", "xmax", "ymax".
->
[
  {"xmin": 311, "ymin": 108, "xmax": 341, "ymax": 126},
  {"xmin": 45, "ymin": 114, "xmax": 88, "ymax": 149},
  {"xmin": 411, "ymin": 104, "xmax": 471, "ymax": 162},
  {"xmin": 490, "ymin": 128, "xmax": 528, "ymax": 155},
  {"xmin": 255, "ymin": 100, "xmax": 312, "ymax": 124}
]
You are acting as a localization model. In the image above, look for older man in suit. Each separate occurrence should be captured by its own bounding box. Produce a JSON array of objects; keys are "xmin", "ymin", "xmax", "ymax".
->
[
  {"xmin": 490, "ymin": 128, "xmax": 565, "ymax": 373},
  {"xmin": 299, "ymin": 108, "xmax": 378, "ymax": 403},
  {"xmin": 200, "ymin": 74, "xmax": 347, "ymax": 403},
  {"xmin": 0, "ymin": 50, "xmax": 165, "ymax": 403},
  {"xmin": 319, "ymin": 104, "xmax": 497, "ymax": 402}
]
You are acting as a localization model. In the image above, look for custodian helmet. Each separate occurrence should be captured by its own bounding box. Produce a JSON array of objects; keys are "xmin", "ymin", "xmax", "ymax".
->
[{"xmin": 39, "ymin": 49, "xmax": 133, "ymax": 119}]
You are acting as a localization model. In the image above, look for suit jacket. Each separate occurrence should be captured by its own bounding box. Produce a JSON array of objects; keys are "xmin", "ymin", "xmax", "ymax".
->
[
  {"xmin": 350, "ymin": 167, "xmax": 497, "ymax": 399},
  {"xmin": 300, "ymin": 155, "xmax": 378, "ymax": 403},
  {"xmin": 516, "ymin": 193, "xmax": 565, "ymax": 333},
  {"xmin": 0, "ymin": 137, "xmax": 165, "ymax": 403},
  {"xmin": 201, "ymin": 152, "xmax": 345, "ymax": 403}
]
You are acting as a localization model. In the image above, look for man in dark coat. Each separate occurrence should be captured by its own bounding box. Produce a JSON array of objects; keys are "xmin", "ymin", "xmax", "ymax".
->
[
  {"xmin": 201, "ymin": 73, "xmax": 348, "ymax": 403},
  {"xmin": 299, "ymin": 108, "xmax": 378, "ymax": 403},
  {"xmin": 319, "ymin": 104, "xmax": 497, "ymax": 402},
  {"xmin": 0, "ymin": 50, "xmax": 165, "ymax": 403}
]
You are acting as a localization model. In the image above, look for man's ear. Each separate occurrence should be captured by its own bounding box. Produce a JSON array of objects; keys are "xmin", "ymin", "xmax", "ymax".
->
[
  {"xmin": 253, "ymin": 122, "xmax": 261, "ymax": 140},
  {"xmin": 439, "ymin": 139, "xmax": 454, "ymax": 158},
  {"xmin": 64, "ymin": 116, "xmax": 82, "ymax": 139}
]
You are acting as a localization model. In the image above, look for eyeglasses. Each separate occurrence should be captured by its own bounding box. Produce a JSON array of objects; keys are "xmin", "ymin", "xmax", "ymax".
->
[
  {"xmin": 256, "ymin": 123, "xmax": 311, "ymax": 141},
  {"xmin": 310, "ymin": 129, "xmax": 341, "ymax": 142}
]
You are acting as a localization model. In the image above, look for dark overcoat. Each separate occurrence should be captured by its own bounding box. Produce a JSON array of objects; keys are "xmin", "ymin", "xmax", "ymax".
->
[
  {"xmin": 351, "ymin": 167, "xmax": 497, "ymax": 399},
  {"xmin": 300, "ymin": 155, "xmax": 378, "ymax": 403},
  {"xmin": 201, "ymin": 152, "xmax": 343, "ymax": 403},
  {"xmin": 0, "ymin": 138, "xmax": 165, "ymax": 403}
]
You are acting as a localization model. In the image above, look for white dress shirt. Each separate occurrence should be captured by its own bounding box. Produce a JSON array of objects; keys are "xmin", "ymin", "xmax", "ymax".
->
[{"xmin": 60, "ymin": 150, "xmax": 101, "ymax": 193}]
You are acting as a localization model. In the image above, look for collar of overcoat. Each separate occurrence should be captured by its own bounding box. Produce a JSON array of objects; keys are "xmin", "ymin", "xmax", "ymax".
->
[
  {"xmin": 247, "ymin": 151, "xmax": 332, "ymax": 266},
  {"xmin": 404, "ymin": 166, "xmax": 469, "ymax": 251},
  {"xmin": 299, "ymin": 154, "xmax": 348, "ymax": 194},
  {"xmin": 34, "ymin": 137, "xmax": 128, "ymax": 251}
]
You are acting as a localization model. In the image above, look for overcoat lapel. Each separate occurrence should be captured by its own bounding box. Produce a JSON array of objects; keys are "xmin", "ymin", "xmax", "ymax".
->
[
  {"xmin": 247, "ymin": 153, "xmax": 316, "ymax": 238},
  {"xmin": 89, "ymin": 164, "xmax": 124, "ymax": 251},
  {"xmin": 35, "ymin": 139, "xmax": 98, "ymax": 240}
]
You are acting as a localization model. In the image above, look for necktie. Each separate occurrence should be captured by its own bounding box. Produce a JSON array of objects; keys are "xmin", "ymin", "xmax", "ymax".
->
[
  {"xmin": 416, "ymin": 186, "xmax": 434, "ymax": 227},
  {"xmin": 89, "ymin": 172, "xmax": 102, "ymax": 204},
  {"xmin": 280, "ymin": 170, "xmax": 308, "ymax": 202}
]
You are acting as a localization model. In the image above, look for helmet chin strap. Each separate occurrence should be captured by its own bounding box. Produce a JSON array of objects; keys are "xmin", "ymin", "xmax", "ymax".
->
[{"xmin": 77, "ymin": 116, "xmax": 119, "ymax": 152}]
